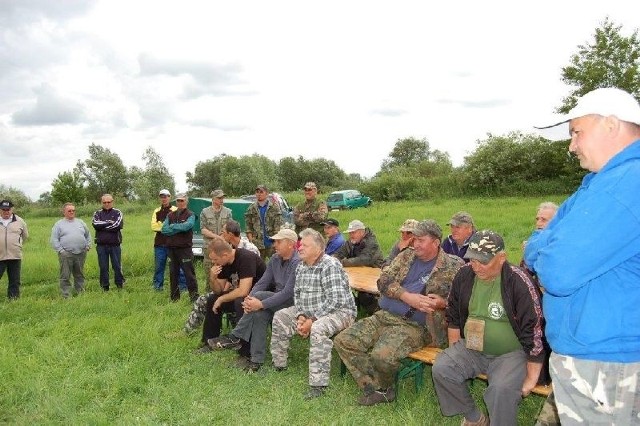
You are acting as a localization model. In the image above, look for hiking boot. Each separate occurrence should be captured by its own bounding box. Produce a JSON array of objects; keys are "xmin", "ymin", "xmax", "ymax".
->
[
  {"xmin": 243, "ymin": 361, "xmax": 262, "ymax": 373},
  {"xmin": 357, "ymin": 387, "xmax": 396, "ymax": 406},
  {"xmin": 304, "ymin": 386, "xmax": 327, "ymax": 400},
  {"xmin": 207, "ymin": 334, "xmax": 241, "ymax": 350},
  {"xmin": 461, "ymin": 413, "xmax": 489, "ymax": 426}
]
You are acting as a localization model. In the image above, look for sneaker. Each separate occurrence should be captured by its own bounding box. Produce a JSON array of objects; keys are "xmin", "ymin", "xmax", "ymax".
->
[
  {"xmin": 461, "ymin": 413, "xmax": 489, "ymax": 426},
  {"xmin": 243, "ymin": 361, "xmax": 262, "ymax": 373},
  {"xmin": 304, "ymin": 386, "xmax": 327, "ymax": 400},
  {"xmin": 193, "ymin": 345, "xmax": 213, "ymax": 354},
  {"xmin": 357, "ymin": 387, "xmax": 396, "ymax": 406},
  {"xmin": 207, "ymin": 335, "xmax": 241, "ymax": 350}
]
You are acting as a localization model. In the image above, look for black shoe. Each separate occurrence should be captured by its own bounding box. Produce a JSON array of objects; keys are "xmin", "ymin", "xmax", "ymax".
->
[
  {"xmin": 357, "ymin": 387, "xmax": 395, "ymax": 406},
  {"xmin": 207, "ymin": 334, "xmax": 241, "ymax": 350},
  {"xmin": 304, "ymin": 386, "xmax": 327, "ymax": 400},
  {"xmin": 243, "ymin": 361, "xmax": 262, "ymax": 373}
]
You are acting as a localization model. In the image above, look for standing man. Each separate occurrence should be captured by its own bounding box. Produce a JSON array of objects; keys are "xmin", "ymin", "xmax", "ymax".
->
[
  {"xmin": 433, "ymin": 230, "xmax": 545, "ymax": 426},
  {"xmin": 92, "ymin": 194, "xmax": 124, "ymax": 291},
  {"xmin": 161, "ymin": 193, "xmax": 198, "ymax": 302},
  {"xmin": 270, "ymin": 228, "xmax": 357, "ymax": 400},
  {"xmin": 50, "ymin": 203, "xmax": 91, "ymax": 298},
  {"xmin": 201, "ymin": 189, "xmax": 233, "ymax": 287},
  {"xmin": 526, "ymin": 87, "xmax": 640, "ymax": 424},
  {"xmin": 245, "ymin": 184, "xmax": 282, "ymax": 260},
  {"xmin": 206, "ymin": 228, "xmax": 300, "ymax": 373},
  {"xmin": 441, "ymin": 211, "xmax": 475, "ymax": 262},
  {"xmin": 152, "ymin": 189, "xmax": 187, "ymax": 292},
  {"xmin": 0, "ymin": 200, "xmax": 28, "ymax": 300},
  {"xmin": 335, "ymin": 220, "xmax": 462, "ymax": 406},
  {"xmin": 321, "ymin": 218, "xmax": 345, "ymax": 255},
  {"xmin": 293, "ymin": 182, "xmax": 328, "ymax": 234}
]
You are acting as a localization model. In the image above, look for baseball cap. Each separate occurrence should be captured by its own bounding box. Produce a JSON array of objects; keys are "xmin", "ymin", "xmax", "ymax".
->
[
  {"xmin": 344, "ymin": 220, "xmax": 366, "ymax": 233},
  {"xmin": 321, "ymin": 218, "xmax": 339, "ymax": 227},
  {"xmin": 464, "ymin": 230, "xmax": 505, "ymax": 264},
  {"xmin": 448, "ymin": 211, "xmax": 474, "ymax": 227},
  {"xmin": 303, "ymin": 182, "xmax": 317, "ymax": 190},
  {"xmin": 270, "ymin": 228, "xmax": 298, "ymax": 242},
  {"xmin": 0, "ymin": 199, "xmax": 13, "ymax": 209},
  {"xmin": 398, "ymin": 219, "xmax": 419, "ymax": 233},
  {"xmin": 412, "ymin": 220, "xmax": 442, "ymax": 240},
  {"xmin": 255, "ymin": 184, "xmax": 268, "ymax": 192},
  {"xmin": 535, "ymin": 87, "xmax": 640, "ymax": 141},
  {"xmin": 158, "ymin": 189, "xmax": 171, "ymax": 196},
  {"xmin": 211, "ymin": 189, "xmax": 225, "ymax": 198},
  {"xmin": 175, "ymin": 193, "xmax": 187, "ymax": 200}
]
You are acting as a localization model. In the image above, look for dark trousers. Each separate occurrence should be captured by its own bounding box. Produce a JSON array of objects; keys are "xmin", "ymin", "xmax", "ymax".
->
[
  {"xmin": 0, "ymin": 259, "xmax": 21, "ymax": 299},
  {"xmin": 96, "ymin": 245, "xmax": 124, "ymax": 289},
  {"xmin": 202, "ymin": 292, "xmax": 249, "ymax": 357},
  {"xmin": 168, "ymin": 247, "xmax": 198, "ymax": 301}
]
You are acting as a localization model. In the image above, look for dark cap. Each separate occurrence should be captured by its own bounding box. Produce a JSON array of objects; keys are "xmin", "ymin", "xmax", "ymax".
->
[
  {"xmin": 464, "ymin": 230, "xmax": 505, "ymax": 264},
  {"xmin": 0, "ymin": 200, "xmax": 13, "ymax": 209},
  {"xmin": 321, "ymin": 218, "xmax": 339, "ymax": 227},
  {"xmin": 412, "ymin": 219, "xmax": 442, "ymax": 240}
]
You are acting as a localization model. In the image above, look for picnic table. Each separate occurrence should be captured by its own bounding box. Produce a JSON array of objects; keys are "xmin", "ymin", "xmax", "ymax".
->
[{"xmin": 344, "ymin": 266, "xmax": 381, "ymax": 295}]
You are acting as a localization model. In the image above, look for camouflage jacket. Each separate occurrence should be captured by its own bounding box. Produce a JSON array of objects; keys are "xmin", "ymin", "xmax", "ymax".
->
[
  {"xmin": 293, "ymin": 197, "xmax": 328, "ymax": 234},
  {"xmin": 333, "ymin": 228, "xmax": 384, "ymax": 267},
  {"xmin": 377, "ymin": 248, "xmax": 463, "ymax": 347},
  {"xmin": 244, "ymin": 201, "xmax": 282, "ymax": 249}
]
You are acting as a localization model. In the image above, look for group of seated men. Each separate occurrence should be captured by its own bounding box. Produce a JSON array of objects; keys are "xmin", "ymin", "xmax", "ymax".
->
[{"xmin": 179, "ymin": 205, "xmax": 554, "ymax": 425}]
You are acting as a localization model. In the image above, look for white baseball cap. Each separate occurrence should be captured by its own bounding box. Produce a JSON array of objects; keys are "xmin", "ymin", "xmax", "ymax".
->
[{"xmin": 535, "ymin": 87, "xmax": 640, "ymax": 141}]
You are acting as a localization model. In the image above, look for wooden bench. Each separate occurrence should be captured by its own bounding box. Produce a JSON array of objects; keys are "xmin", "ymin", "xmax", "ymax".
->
[
  {"xmin": 397, "ymin": 346, "xmax": 552, "ymax": 397},
  {"xmin": 344, "ymin": 266, "xmax": 381, "ymax": 295}
]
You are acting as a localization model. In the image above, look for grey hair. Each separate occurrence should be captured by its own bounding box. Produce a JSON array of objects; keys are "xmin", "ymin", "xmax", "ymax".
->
[
  {"xmin": 223, "ymin": 219, "xmax": 241, "ymax": 237},
  {"xmin": 299, "ymin": 228, "xmax": 326, "ymax": 252},
  {"xmin": 537, "ymin": 202, "xmax": 558, "ymax": 213},
  {"xmin": 62, "ymin": 202, "xmax": 75, "ymax": 213}
]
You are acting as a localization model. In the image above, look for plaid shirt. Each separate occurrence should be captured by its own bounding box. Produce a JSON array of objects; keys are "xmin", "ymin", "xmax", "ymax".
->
[{"xmin": 294, "ymin": 254, "xmax": 357, "ymax": 319}]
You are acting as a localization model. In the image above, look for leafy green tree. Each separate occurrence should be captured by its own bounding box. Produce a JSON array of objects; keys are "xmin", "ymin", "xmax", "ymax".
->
[
  {"xmin": 0, "ymin": 185, "xmax": 31, "ymax": 208},
  {"xmin": 131, "ymin": 147, "xmax": 176, "ymax": 201},
  {"xmin": 380, "ymin": 137, "xmax": 450, "ymax": 173},
  {"xmin": 37, "ymin": 192, "xmax": 53, "ymax": 206},
  {"xmin": 75, "ymin": 143, "xmax": 130, "ymax": 201},
  {"xmin": 559, "ymin": 18, "xmax": 640, "ymax": 112},
  {"xmin": 51, "ymin": 170, "xmax": 85, "ymax": 206},
  {"xmin": 186, "ymin": 155, "xmax": 225, "ymax": 196}
]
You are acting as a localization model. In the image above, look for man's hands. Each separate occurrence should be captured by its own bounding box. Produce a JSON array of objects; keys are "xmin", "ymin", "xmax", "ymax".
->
[
  {"xmin": 401, "ymin": 292, "xmax": 446, "ymax": 313},
  {"xmin": 242, "ymin": 296, "xmax": 263, "ymax": 313},
  {"xmin": 296, "ymin": 315, "xmax": 312, "ymax": 338}
]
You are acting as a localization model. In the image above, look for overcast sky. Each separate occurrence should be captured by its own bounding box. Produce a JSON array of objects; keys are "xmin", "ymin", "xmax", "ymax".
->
[{"xmin": 1, "ymin": 1, "xmax": 638, "ymax": 199}]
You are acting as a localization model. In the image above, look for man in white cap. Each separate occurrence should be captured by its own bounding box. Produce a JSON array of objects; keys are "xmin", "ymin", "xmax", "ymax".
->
[{"xmin": 525, "ymin": 87, "xmax": 640, "ymax": 424}]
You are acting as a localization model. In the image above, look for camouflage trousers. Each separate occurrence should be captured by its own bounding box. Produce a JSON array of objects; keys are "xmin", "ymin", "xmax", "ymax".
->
[
  {"xmin": 334, "ymin": 310, "xmax": 428, "ymax": 390},
  {"xmin": 270, "ymin": 306, "xmax": 354, "ymax": 387},
  {"xmin": 183, "ymin": 292, "xmax": 211, "ymax": 334},
  {"xmin": 535, "ymin": 392, "xmax": 560, "ymax": 426},
  {"xmin": 550, "ymin": 353, "xmax": 640, "ymax": 425}
]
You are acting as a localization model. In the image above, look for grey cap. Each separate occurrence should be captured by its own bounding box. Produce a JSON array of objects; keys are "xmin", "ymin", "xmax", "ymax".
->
[
  {"xmin": 175, "ymin": 193, "xmax": 187, "ymax": 200},
  {"xmin": 344, "ymin": 220, "xmax": 366, "ymax": 233},
  {"xmin": 412, "ymin": 219, "xmax": 442, "ymax": 240},
  {"xmin": 464, "ymin": 230, "xmax": 505, "ymax": 264},
  {"xmin": 270, "ymin": 228, "xmax": 298, "ymax": 242},
  {"xmin": 211, "ymin": 189, "xmax": 225, "ymax": 198},
  {"xmin": 448, "ymin": 211, "xmax": 474, "ymax": 227}
]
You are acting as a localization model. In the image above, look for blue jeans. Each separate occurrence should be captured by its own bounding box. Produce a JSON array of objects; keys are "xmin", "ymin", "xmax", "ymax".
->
[
  {"xmin": 153, "ymin": 246, "xmax": 186, "ymax": 290},
  {"xmin": 96, "ymin": 245, "xmax": 124, "ymax": 289}
]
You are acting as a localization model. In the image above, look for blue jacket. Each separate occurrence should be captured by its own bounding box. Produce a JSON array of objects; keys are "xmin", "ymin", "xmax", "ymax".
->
[{"xmin": 525, "ymin": 139, "xmax": 640, "ymax": 362}]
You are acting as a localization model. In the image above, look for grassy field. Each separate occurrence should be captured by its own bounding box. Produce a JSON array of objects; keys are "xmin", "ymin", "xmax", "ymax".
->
[{"xmin": 0, "ymin": 196, "xmax": 566, "ymax": 425}]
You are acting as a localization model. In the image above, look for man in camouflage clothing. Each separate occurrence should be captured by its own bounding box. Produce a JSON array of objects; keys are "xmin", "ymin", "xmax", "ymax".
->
[
  {"xmin": 183, "ymin": 220, "xmax": 259, "ymax": 335},
  {"xmin": 245, "ymin": 184, "xmax": 282, "ymax": 260},
  {"xmin": 334, "ymin": 220, "xmax": 463, "ymax": 405},
  {"xmin": 200, "ymin": 189, "xmax": 233, "ymax": 289},
  {"xmin": 270, "ymin": 228, "xmax": 356, "ymax": 400},
  {"xmin": 293, "ymin": 182, "xmax": 328, "ymax": 234}
]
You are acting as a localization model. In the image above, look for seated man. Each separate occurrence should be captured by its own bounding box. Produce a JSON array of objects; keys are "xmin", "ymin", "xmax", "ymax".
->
[
  {"xmin": 321, "ymin": 218, "xmax": 344, "ymax": 255},
  {"xmin": 183, "ymin": 220, "xmax": 259, "ymax": 335},
  {"xmin": 335, "ymin": 220, "xmax": 463, "ymax": 405},
  {"xmin": 195, "ymin": 238, "xmax": 266, "ymax": 356},
  {"xmin": 381, "ymin": 218, "xmax": 419, "ymax": 269},
  {"xmin": 270, "ymin": 228, "xmax": 357, "ymax": 400},
  {"xmin": 441, "ymin": 211, "xmax": 475, "ymax": 262},
  {"xmin": 333, "ymin": 219, "xmax": 384, "ymax": 314},
  {"xmin": 206, "ymin": 228, "xmax": 300, "ymax": 373},
  {"xmin": 432, "ymin": 230, "xmax": 545, "ymax": 426}
]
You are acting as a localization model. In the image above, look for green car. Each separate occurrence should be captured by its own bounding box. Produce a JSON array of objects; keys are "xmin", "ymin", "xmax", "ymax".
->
[{"xmin": 326, "ymin": 190, "xmax": 372, "ymax": 210}]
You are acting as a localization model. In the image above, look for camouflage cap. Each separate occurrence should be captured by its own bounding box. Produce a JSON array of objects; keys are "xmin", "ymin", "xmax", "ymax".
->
[
  {"xmin": 412, "ymin": 219, "xmax": 442, "ymax": 240},
  {"xmin": 448, "ymin": 211, "xmax": 474, "ymax": 226},
  {"xmin": 255, "ymin": 184, "xmax": 268, "ymax": 192},
  {"xmin": 464, "ymin": 230, "xmax": 505, "ymax": 264},
  {"xmin": 270, "ymin": 228, "xmax": 298, "ymax": 242},
  {"xmin": 398, "ymin": 219, "xmax": 419, "ymax": 233},
  {"xmin": 303, "ymin": 182, "xmax": 317, "ymax": 189},
  {"xmin": 210, "ymin": 189, "xmax": 225, "ymax": 198}
]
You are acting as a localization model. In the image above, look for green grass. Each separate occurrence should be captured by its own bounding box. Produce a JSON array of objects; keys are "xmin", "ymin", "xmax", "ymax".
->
[{"xmin": 0, "ymin": 197, "xmax": 564, "ymax": 424}]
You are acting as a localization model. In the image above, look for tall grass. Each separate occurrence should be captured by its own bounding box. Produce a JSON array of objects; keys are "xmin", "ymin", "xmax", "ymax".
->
[{"xmin": 0, "ymin": 197, "xmax": 563, "ymax": 424}]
